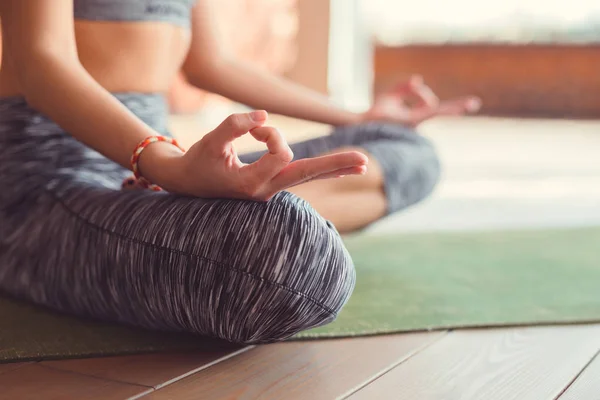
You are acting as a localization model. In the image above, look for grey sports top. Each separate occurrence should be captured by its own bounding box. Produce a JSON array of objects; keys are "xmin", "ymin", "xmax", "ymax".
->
[{"xmin": 74, "ymin": 0, "xmax": 197, "ymax": 28}]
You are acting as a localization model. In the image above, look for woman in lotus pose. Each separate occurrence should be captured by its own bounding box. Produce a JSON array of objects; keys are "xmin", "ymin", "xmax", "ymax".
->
[{"xmin": 0, "ymin": 0, "xmax": 479, "ymax": 343}]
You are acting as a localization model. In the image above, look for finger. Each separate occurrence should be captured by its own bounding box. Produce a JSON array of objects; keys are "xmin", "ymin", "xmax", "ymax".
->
[
  {"xmin": 393, "ymin": 75, "xmax": 423, "ymax": 96},
  {"xmin": 204, "ymin": 110, "xmax": 268, "ymax": 149},
  {"xmin": 408, "ymin": 80, "xmax": 440, "ymax": 109},
  {"xmin": 312, "ymin": 165, "xmax": 367, "ymax": 181},
  {"xmin": 271, "ymin": 165, "xmax": 367, "ymax": 190},
  {"xmin": 410, "ymin": 96, "xmax": 482, "ymax": 125},
  {"xmin": 267, "ymin": 151, "xmax": 368, "ymax": 192},
  {"xmin": 390, "ymin": 75, "xmax": 439, "ymax": 110},
  {"xmin": 431, "ymin": 96, "xmax": 482, "ymax": 116},
  {"xmin": 465, "ymin": 96, "xmax": 482, "ymax": 113},
  {"xmin": 249, "ymin": 126, "xmax": 292, "ymax": 160},
  {"xmin": 240, "ymin": 126, "xmax": 294, "ymax": 184}
]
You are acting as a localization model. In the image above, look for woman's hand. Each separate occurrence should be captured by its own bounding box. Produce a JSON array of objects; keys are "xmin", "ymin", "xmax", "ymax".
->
[
  {"xmin": 147, "ymin": 111, "xmax": 368, "ymax": 201},
  {"xmin": 362, "ymin": 75, "xmax": 482, "ymax": 128}
]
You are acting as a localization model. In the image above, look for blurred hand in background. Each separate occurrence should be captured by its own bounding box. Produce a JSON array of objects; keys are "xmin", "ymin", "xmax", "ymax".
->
[{"xmin": 362, "ymin": 75, "xmax": 482, "ymax": 128}]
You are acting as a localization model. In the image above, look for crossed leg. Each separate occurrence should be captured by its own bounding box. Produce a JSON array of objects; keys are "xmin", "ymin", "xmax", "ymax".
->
[
  {"xmin": 287, "ymin": 146, "xmax": 386, "ymax": 233},
  {"xmin": 240, "ymin": 122, "xmax": 441, "ymax": 233}
]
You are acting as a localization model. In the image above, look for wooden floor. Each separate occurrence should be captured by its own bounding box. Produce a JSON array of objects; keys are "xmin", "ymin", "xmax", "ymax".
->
[
  {"xmin": 2, "ymin": 325, "xmax": 600, "ymax": 399},
  {"xmin": 3, "ymin": 117, "xmax": 599, "ymax": 399}
]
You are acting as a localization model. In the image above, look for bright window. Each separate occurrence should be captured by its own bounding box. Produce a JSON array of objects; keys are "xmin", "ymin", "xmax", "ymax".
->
[{"xmin": 364, "ymin": 0, "xmax": 600, "ymax": 44}]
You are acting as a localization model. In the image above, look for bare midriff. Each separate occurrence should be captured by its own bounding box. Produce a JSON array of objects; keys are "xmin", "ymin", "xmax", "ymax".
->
[{"xmin": 0, "ymin": 20, "xmax": 191, "ymax": 97}]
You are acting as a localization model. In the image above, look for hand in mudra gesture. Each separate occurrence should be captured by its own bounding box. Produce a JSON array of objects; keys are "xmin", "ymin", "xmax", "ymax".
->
[
  {"xmin": 363, "ymin": 75, "xmax": 482, "ymax": 127},
  {"xmin": 157, "ymin": 110, "xmax": 368, "ymax": 200}
]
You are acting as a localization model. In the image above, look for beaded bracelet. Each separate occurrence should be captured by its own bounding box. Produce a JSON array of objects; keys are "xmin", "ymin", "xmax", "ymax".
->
[{"xmin": 122, "ymin": 135, "xmax": 185, "ymax": 192}]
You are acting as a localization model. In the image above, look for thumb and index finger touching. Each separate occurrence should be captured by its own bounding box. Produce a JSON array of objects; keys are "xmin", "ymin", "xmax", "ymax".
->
[
  {"xmin": 204, "ymin": 110, "xmax": 369, "ymax": 196},
  {"xmin": 205, "ymin": 110, "xmax": 270, "ymax": 148},
  {"xmin": 394, "ymin": 75, "xmax": 482, "ymax": 122},
  {"xmin": 204, "ymin": 110, "xmax": 297, "ymax": 184}
]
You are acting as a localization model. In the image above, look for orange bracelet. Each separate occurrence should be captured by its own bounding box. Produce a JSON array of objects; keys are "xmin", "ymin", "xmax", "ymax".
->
[{"xmin": 123, "ymin": 135, "xmax": 185, "ymax": 192}]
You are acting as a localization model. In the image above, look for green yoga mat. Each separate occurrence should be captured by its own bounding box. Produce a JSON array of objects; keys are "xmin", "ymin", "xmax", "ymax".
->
[{"xmin": 2, "ymin": 227, "xmax": 599, "ymax": 362}]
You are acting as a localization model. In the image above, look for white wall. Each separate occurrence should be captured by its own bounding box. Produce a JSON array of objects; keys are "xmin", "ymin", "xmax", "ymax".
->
[{"xmin": 328, "ymin": 0, "xmax": 373, "ymax": 112}]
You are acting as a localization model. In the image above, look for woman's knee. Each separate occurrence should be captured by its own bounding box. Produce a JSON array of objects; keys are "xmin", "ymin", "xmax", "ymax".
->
[
  {"xmin": 213, "ymin": 192, "xmax": 356, "ymax": 343},
  {"xmin": 411, "ymin": 135, "xmax": 442, "ymax": 199},
  {"xmin": 344, "ymin": 121, "xmax": 441, "ymax": 185},
  {"xmin": 361, "ymin": 126, "xmax": 441, "ymax": 214}
]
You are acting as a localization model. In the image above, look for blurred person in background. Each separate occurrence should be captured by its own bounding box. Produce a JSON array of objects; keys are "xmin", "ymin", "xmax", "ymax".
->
[
  {"xmin": 167, "ymin": 0, "xmax": 300, "ymax": 113},
  {"xmin": 0, "ymin": 0, "xmax": 478, "ymax": 344}
]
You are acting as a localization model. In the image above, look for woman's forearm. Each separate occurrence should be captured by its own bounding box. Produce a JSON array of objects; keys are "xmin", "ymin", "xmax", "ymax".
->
[
  {"xmin": 22, "ymin": 54, "xmax": 155, "ymax": 168},
  {"xmin": 1, "ymin": 0, "xmax": 183, "ymax": 188},
  {"xmin": 186, "ymin": 56, "xmax": 363, "ymax": 127},
  {"xmin": 20, "ymin": 53, "xmax": 183, "ymax": 182}
]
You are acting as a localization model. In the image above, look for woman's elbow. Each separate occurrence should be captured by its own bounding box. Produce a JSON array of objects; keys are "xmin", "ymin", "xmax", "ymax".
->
[
  {"xmin": 17, "ymin": 52, "xmax": 81, "ymax": 106},
  {"xmin": 181, "ymin": 51, "xmax": 228, "ymax": 91}
]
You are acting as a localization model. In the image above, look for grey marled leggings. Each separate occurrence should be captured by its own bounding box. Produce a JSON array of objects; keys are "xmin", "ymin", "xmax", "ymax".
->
[{"xmin": 0, "ymin": 93, "xmax": 439, "ymax": 344}]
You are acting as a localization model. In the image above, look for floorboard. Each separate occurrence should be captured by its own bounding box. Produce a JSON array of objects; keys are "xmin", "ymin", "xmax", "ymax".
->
[
  {"xmin": 139, "ymin": 332, "xmax": 444, "ymax": 400},
  {"xmin": 559, "ymin": 350, "xmax": 600, "ymax": 400},
  {"xmin": 348, "ymin": 325, "xmax": 600, "ymax": 400},
  {"xmin": 0, "ymin": 363, "xmax": 150, "ymax": 400},
  {"xmin": 0, "ymin": 362, "xmax": 34, "ymax": 375},
  {"xmin": 41, "ymin": 347, "xmax": 247, "ymax": 389}
]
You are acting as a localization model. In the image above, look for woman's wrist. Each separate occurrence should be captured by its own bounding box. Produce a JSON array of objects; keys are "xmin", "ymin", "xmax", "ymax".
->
[
  {"xmin": 136, "ymin": 141, "xmax": 186, "ymax": 192},
  {"xmin": 319, "ymin": 107, "xmax": 365, "ymax": 127},
  {"xmin": 341, "ymin": 111, "xmax": 366, "ymax": 126}
]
